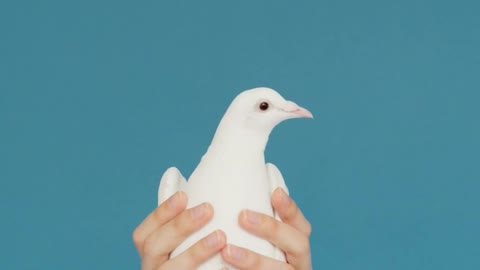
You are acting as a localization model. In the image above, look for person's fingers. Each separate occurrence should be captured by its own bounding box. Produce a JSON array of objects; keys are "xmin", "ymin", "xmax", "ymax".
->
[
  {"xmin": 239, "ymin": 209, "xmax": 312, "ymax": 270},
  {"xmin": 141, "ymin": 202, "xmax": 214, "ymax": 268},
  {"xmin": 221, "ymin": 244, "xmax": 294, "ymax": 270},
  {"xmin": 271, "ymin": 188, "xmax": 312, "ymax": 237},
  {"xmin": 160, "ymin": 230, "xmax": 226, "ymax": 270},
  {"xmin": 133, "ymin": 191, "xmax": 188, "ymax": 255}
]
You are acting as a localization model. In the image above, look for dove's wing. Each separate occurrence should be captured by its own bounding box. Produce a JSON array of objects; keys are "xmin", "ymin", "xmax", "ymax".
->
[
  {"xmin": 266, "ymin": 162, "xmax": 289, "ymax": 262},
  {"xmin": 158, "ymin": 167, "xmax": 187, "ymax": 207},
  {"xmin": 266, "ymin": 162, "xmax": 290, "ymax": 197}
]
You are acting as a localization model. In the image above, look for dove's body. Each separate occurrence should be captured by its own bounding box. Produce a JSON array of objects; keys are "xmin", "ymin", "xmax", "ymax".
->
[
  {"xmin": 157, "ymin": 87, "xmax": 313, "ymax": 269},
  {"xmin": 172, "ymin": 145, "xmax": 274, "ymax": 268},
  {"xmin": 170, "ymin": 114, "xmax": 276, "ymax": 268}
]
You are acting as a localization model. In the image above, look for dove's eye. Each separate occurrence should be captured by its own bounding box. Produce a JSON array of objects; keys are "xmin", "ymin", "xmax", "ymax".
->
[{"xmin": 259, "ymin": 102, "xmax": 269, "ymax": 111}]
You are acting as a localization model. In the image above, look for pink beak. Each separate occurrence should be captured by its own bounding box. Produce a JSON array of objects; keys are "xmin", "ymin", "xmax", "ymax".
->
[{"xmin": 282, "ymin": 101, "xmax": 314, "ymax": 119}]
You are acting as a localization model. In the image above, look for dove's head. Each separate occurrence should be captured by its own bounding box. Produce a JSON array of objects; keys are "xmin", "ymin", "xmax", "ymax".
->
[
  {"xmin": 208, "ymin": 87, "xmax": 313, "ymax": 155},
  {"xmin": 222, "ymin": 87, "xmax": 313, "ymax": 135}
]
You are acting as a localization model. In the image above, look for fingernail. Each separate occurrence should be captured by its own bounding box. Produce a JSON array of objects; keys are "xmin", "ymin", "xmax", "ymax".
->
[
  {"xmin": 276, "ymin": 188, "xmax": 290, "ymax": 207},
  {"xmin": 244, "ymin": 210, "xmax": 261, "ymax": 225},
  {"xmin": 204, "ymin": 231, "xmax": 219, "ymax": 248},
  {"xmin": 227, "ymin": 245, "xmax": 245, "ymax": 261},
  {"xmin": 168, "ymin": 192, "xmax": 183, "ymax": 210},
  {"xmin": 191, "ymin": 203, "xmax": 207, "ymax": 220}
]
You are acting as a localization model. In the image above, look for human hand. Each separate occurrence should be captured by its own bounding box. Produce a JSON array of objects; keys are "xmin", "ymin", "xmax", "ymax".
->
[
  {"xmin": 221, "ymin": 188, "xmax": 313, "ymax": 270},
  {"xmin": 133, "ymin": 191, "xmax": 227, "ymax": 270}
]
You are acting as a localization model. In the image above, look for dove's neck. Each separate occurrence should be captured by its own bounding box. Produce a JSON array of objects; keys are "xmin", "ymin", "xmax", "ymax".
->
[{"xmin": 206, "ymin": 120, "xmax": 270, "ymax": 162}]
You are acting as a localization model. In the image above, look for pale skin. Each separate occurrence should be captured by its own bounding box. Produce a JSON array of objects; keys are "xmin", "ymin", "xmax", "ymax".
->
[{"xmin": 133, "ymin": 188, "xmax": 312, "ymax": 270}]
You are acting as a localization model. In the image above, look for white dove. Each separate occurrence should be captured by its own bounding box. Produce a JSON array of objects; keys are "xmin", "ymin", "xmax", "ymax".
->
[{"xmin": 158, "ymin": 87, "xmax": 313, "ymax": 269}]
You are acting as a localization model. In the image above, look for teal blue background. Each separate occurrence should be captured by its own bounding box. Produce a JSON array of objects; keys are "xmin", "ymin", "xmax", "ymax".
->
[{"xmin": 1, "ymin": 0, "xmax": 479, "ymax": 269}]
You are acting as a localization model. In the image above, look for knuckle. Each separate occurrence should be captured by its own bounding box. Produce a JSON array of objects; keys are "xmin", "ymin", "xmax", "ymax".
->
[
  {"xmin": 296, "ymin": 235, "xmax": 311, "ymax": 255},
  {"xmin": 304, "ymin": 220, "xmax": 312, "ymax": 237},
  {"xmin": 132, "ymin": 227, "xmax": 143, "ymax": 247}
]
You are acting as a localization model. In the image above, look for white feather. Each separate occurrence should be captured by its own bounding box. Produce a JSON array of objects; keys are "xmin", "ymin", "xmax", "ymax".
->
[{"xmin": 157, "ymin": 87, "xmax": 312, "ymax": 269}]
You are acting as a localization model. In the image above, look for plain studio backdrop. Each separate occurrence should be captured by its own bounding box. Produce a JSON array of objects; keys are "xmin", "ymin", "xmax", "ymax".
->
[{"xmin": 1, "ymin": 0, "xmax": 479, "ymax": 269}]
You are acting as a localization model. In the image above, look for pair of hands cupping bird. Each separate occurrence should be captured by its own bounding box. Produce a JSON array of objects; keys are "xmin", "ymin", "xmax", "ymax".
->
[{"xmin": 134, "ymin": 88, "xmax": 314, "ymax": 270}]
